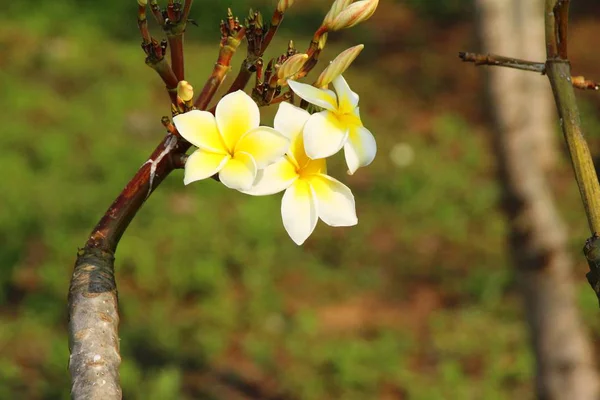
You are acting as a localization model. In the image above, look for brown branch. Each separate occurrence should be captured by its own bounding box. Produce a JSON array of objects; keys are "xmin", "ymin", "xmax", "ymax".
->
[
  {"xmin": 459, "ymin": 52, "xmax": 545, "ymax": 73},
  {"xmin": 168, "ymin": 35, "xmax": 185, "ymax": 81},
  {"xmin": 68, "ymin": 6, "xmax": 248, "ymax": 395},
  {"xmin": 225, "ymin": 6, "xmax": 289, "ymax": 96},
  {"xmin": 165, "ymin": 0, "xmax": 194, "ymax": 81},
  {"xmin": 194, "ymin": 22, "xmax": 246, "ymax": 110},
  {"xmin": 260, "ymin": 8, "xmax": 284, "ymax": 55},
  {"xmin": 554, "ymin": 0, "xmax": 570, "ymax": 59},
  {"xmin": 459, "ymin": 51, "xmax": 600, "ymax": 91}
]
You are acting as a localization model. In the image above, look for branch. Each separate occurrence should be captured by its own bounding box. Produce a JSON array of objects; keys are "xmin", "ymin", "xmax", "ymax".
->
[
  {"xmin": 225, "ymin": 5, "xmax": 290, "ymax": 96},
  {"xmin": 544, "ymin": 0, "xmax": 600, "ymax": 303},
  {"xmin": 459, "ymin": 51, "xmax": 600, "ymax": 91},
  {"xmin": 68, "ymin": 7, "xmax": 247, "ymax": 395},
  {"xmin": 165, "ymin": 0, "xmax": 194, "ymax": 81},
  {"xmin": 459, "ymin": 52, "xmax": 545, "ymax": 73},
  {"xmin": 544, "ymin": 0, "xmax": 600, "ymax": 234}
]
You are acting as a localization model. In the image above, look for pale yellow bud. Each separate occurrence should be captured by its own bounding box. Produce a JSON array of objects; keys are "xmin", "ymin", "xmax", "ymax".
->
[
  {"xmin": 329, "ymin": 0, "xmax": 378, "ymax": 31},
  {"xmin": 137, "ymin": 0, "xmax": 148, "ymax": 6},
  {"xmin": 315, "ymin": 44, "xmax": 364, "ymax": 88},
  {"xmin": 177, "ymin": 80, "xmax": 194, "ymax": 102},
  {"xmin": 277, "ymin": 53, "xmax": 309, "ymax": 85},
  {"xmin": 323, "ymin": 0, "xmax": 353, "ymax": 26},
  {"xmin": 277, "ymin": 0, "xmax": 295, "ymax": 13}
]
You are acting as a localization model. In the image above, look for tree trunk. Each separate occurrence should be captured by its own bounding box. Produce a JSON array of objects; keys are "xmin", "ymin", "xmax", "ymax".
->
[{"xmin": 476, "ymin": 0, "xmax": 599, "ymax": 399}]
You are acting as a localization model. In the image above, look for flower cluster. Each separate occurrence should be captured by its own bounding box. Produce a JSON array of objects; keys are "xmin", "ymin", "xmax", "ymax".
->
[
  {"xmin": 173, "ymin": 74, "xmax": 376, "ymax": 245},
  {"xmin": 171, "ymin": 0, "xmax": 380, "ymax": 245}
]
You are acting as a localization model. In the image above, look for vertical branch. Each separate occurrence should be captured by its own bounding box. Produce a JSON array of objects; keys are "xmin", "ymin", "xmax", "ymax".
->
[
  {"xmin": 545, "ymin": 0, "xmax": 600, "ymax": 302},
  {"xmin": 166, "ymin": 0, "xmax": 193, "ymax": 81},
  {"xmin": 544, "ymin": 0, "xmax": 600, "ymax": 234}
]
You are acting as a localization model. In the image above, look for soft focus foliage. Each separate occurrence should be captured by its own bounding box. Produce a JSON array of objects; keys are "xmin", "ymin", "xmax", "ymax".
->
[{"xmin": 2, "ymin": 2, "xmax": 600, "ymax": 399}]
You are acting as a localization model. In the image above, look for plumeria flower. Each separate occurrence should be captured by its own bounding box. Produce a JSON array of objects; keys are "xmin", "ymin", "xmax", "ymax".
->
[
  {"xmin": 244, "ymin": 102, "xmax": 358, "ymax": 245},
  {"xmin": 173, "ymin": 90, "xmax": 289, "ymax": 191},
  {"xmin": 287, "ymin": 75, "xmax": 376, "ymax": 175}
]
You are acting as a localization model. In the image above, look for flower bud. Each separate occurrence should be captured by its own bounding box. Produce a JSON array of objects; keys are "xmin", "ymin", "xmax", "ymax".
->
[
  {"xmin": 277, "ymin": 0, "xmax": 295, "ymax": 13},
  {"xmin": 137, "ymin": 0, "xmax": 148, "ymax": 6},
  {"xmin": 277, "ymin": 53, "xmax": 309, "ymax": 85},
  {"xmin": 315, "ymin": 44, "xmax": 364, "ymax": 88},
  {"xmin": 323, "ymin": 0, "xmax": 353, "ymax": 27},
  {"xmin": 329, "ymin": 0, "xmax": 378, "ymax": 31},
  {"xmin": 177, "ymin": 80, "xmax": 194, "ymax": 102}
]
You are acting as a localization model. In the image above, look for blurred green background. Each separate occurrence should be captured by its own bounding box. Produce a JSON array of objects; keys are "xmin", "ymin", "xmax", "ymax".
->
[{"xmin": 2, "ymin": 1, "xmax": 600, "ymax": 399}]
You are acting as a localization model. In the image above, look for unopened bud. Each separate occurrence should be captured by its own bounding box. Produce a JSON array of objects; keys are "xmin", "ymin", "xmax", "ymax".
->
[
  {"xmin": 329, "ymin": 0, "xmax": 378, "ymax": 31},
  {"xmin": 177, "ymin": 80, "xmax": 194, "ymax": 102},
  {"xmin": 137, "ymin": 0, "xmax": 148, "ymax": 6},
  {"xmin": 277, "ymin": 53, "xmax": 309, "ymax": 85},
  {"xmin": 315, "ymin": 44, "xmax": 364, "ymax": 88},
  {"xmin": 277, "ymin": 0, "xmax": 295, "ymax": 13},
  {"xmin": 323, "ymin": 0, "xmax": 353, "ymax": 26}
]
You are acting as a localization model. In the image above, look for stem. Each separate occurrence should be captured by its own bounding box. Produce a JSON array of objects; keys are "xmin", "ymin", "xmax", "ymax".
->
[
  {"xmin": 87, "ymin": 134, "xmax": 185, "ymax": 252},
  {"xmin": 194, "ymin": 28, "xmax": 245, "ymax": 109},
  {"xmin": 459, "ymin": 52, "xmax": 545, "ymax": 73},
  {"xmin": 148, "ymin": 56, "xmax": 179, "ymax": 104},
  {"xmin": 546, "ymin": 61, "xmax": 600, "ymax": 233},
  {"xmin": 168, "ymin": 34, "xmax": 185, "ymax": 81},
  {"xmin": 544, "ymin": 0, "xmax": 600, "ymax": 234},
  {"xmin": 260, "ymin": 9, "xmax": 284, "ymax": 55}
]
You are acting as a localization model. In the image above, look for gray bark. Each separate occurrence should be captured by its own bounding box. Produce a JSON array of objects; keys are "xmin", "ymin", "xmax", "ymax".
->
[
  {"xmin": 68, "ymin": 248, "xmax": 122, "ymax": 399},
  {"xmin": 476, "ymin": 0, "xmax": 599, "ymax": 399}
]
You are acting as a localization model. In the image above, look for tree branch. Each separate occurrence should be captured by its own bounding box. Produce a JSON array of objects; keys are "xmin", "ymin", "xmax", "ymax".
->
[
  {"xmin": 543, "ymin": 0, "xmax": 600, "ymax": 236},
  {"xmin": 68, "ymin": 7, "xmax": 248, "ymax": 398},
  {"xmin": 459, "ymin": 52, "xmax": 600, "ymax": 91},
  {"xmin": 459, "ymin": 52, "xmax": 545, "ymax": 73}
]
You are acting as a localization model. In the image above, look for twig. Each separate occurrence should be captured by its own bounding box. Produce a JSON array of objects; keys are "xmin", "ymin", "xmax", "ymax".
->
[
  {"xmin": 459, "ymin": 51, "xmax": 600, "ymax": 91},
  {"xmin": 459, "ymin": 52, "xmax": 545, "ymax": 73}
]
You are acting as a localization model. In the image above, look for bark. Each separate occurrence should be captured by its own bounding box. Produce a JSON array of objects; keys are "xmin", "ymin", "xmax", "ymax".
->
[
  {"xmin": 68, "ymin": 248, "xmax": 121, "ymax": 399},
  {"xmin": 476, "ymin": 0, "xmax": 599, "ymax": 399}
]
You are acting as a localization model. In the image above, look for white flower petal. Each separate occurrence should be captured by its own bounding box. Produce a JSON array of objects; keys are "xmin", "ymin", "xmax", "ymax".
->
[
  {"xmin": 235, "ymin": 127, "xmax": 290, "ymax": 168},
  {"xmin": 173, "ymin": 110, "xmax": 226, "ymax": 153},
  {"xmin": 303, "ymin": 111, "xmax": 349, "ymax": 159},
  {"xmin": 274, "ymin": 102, "xmax": 311, "ymax": 140},
  {"xmin": 287, "ymin": 80, "xmax": 338, "ymax": 112},
  {"xmin": 331, "ymin": 75, "xmax": 359, "ymax": 114},
  {"xmin": 184, "ymin": 149, "xmax": 230, "ymax": 185},
  {"xmin": 243, "ymin": 156, "xmax": 298, "ymax": 196},
  {"xmin": 344, "ymin": 125, "xmax": 377, "ymax": 174},
  {"xmin": 218, "ymin": 151, "xmax": 257, "ymax": 191},
  {"xmin": 309, "ymin": 174, "xmax": 357, "ymax": 227},
  {"xmin": 281, "ymin": 180, "xmax": 318, "ymax": 245},
  {"xmin": 215, "ymin": 90, "xmax": 260, "ymax": 152}
]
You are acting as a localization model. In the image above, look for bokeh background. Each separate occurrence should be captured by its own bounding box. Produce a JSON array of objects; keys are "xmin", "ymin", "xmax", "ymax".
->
[{"xmin": 2, "ymin": 1, "xmax": 600, "ymax": 399}]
